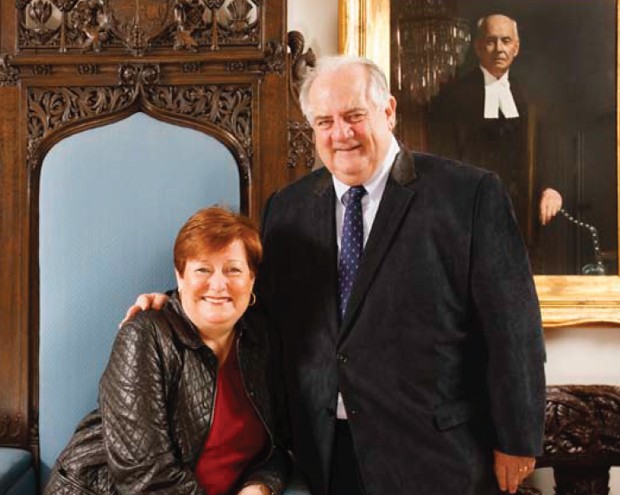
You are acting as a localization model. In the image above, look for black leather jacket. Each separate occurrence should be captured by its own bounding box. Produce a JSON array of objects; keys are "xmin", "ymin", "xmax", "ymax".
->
[{"xmin": 45, "ymin": 292, "xmax": 290, "ymax": 494}]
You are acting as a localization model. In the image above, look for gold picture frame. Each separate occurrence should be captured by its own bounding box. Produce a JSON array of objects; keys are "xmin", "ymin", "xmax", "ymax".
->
[{"xmin": 338, "ymin": 0, "xmax": 620, "ymax": 327}]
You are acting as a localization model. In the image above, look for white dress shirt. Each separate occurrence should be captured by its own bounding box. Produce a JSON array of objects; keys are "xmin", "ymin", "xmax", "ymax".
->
[
  {"xmin": 481, "ymin": 66, "xmax": 520, "ymax": 119},
  {"xmin": 332, "ymin": 135, "xmax": 400, "ymax": 419}
]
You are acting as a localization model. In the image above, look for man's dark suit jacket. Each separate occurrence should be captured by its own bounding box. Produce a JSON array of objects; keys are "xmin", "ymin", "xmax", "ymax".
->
[
  {"xmin": 258, "ymin": 149, "xmax": 546, "ymax": 495},
  {"xmin": 428, "ymin": 68, "xmax": 532, "ymax": 243}
]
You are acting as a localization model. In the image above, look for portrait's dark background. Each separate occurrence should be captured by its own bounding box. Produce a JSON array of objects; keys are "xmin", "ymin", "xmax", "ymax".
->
[{"xmin": 391, "ymin": 0, "xmax": 617, "ymax": 275}]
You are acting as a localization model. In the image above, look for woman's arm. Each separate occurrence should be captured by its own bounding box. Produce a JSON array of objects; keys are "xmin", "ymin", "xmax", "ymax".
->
[{"xmin": 99, "ymin": 318, "xmax": 204, "ymax": 495}]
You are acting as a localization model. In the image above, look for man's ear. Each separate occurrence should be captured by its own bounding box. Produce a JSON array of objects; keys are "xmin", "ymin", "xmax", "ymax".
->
[{"xmin": 385, "ymin": 95, "xmax": 397, "ymax": 128}]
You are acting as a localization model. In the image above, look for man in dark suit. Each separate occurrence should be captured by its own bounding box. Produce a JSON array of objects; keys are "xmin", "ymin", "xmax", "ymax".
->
[
  {"xmin": 125, "ymin": 55, "xmax": 545, "ymax": 495},
  {"xmin": 258, "ymin": 56, "xmax": 545, "ymax": 495},
  {"xmin": 429, "ymin": 14, "xmax": 562, "ymax": 245}
]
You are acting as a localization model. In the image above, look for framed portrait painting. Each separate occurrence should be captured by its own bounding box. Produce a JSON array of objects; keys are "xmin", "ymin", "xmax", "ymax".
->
[{"xmin": 339, "ymin": 0, "xmax": 620, "ymax": 326}]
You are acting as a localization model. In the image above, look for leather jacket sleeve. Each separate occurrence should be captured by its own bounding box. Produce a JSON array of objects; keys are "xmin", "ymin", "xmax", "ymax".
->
[
  {"xmin": 241, "ymin": 445, "xmax": 291, "ymax": 494},
  {"xmin": 99, "ymin": 319, "xmax": 205, "ymax": 495}
]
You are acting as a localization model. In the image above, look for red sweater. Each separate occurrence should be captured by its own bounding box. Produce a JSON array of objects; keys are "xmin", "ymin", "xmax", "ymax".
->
[{"xmin": 194, "ymin": 348, "xmax": 269, "ymax": 495}]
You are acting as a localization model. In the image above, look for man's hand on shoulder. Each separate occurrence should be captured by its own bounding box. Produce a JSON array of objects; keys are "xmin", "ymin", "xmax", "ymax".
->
[
  {"xmin": 119, "ymin": 292, "xmax": 169, "ymax": 328},
  {"xmin": 237, "ymin": 484, "xmax": 271, "ymax": 495},
  {"xmin": 493, "ymin": 450, "xmax": 536, "ymax": 494}
]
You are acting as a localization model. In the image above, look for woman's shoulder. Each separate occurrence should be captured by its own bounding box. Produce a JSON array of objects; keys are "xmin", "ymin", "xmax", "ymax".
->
[{"xmin": 111, "ymin": 301, "xmax": 198, "ymax": 370}]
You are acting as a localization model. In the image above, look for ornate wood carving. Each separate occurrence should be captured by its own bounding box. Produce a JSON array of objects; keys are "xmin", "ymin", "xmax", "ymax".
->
[
  {"xmin": 26, "ymin": 83, "xmax": 252, "ymax": 177},
  {"xmin": 287, "ymin": 30, "xmax": 315, "ymax": 102},
  {"xmin": 32, "ymin": 64, "xmax": 52, "ymax": 75},
  {"xmin": 143, "ymin": 85, "xmax": 252, "ymax": 177},
  {"xmin": 537, "ymin": 385, "xmax": 620, "ymax": 495},
  {"xmin": 287, "ymin": 121, "xmax": 314, "ymax": 170},
  {"xmin": 27, "ymin": 86, "xmax": 135, "ymax": 165},
  {"xmin": 118, "ymin": 63, "xmax": 161, "ymax": 86},
  {"xmin": 77, "ymin": 63, "xmax": 99, "ymax": 75},
  {"xmin": 286, "ymin": 31, "xmax": 315, "ymax": 171},
  {"xmin": 0, "ymin": 55, "xmax": 21, "ymax": 87},
  {"xmin": 17, "ymin": 0, "xmax": 261, "ymax": 54},
  {"xmin": 181, "ymin": 61, "xmax": 202, "ymax": 74},
  {"xmin": 542, "ymin": 385, "xmax": 620, "ymax": 460},
  {"xmin": 554, "ymin": 466, "xmax": 610, "ymax": 495},
  {"xmin": 0, "ymin": 414, "xmax": 22, "ymax": 439},
  {"xmin": 260, "ymin": 39, "xmax": 285, "ymax": 75},
  {"xmin": 227, "ymin": 60, "xmax": 248, "ymax": 73}
]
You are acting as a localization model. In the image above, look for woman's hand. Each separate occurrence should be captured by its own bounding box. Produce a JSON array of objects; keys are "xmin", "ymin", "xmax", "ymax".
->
[{"xmin": 237, "ymin": 483, "xmax": 271, "ymax": 495}]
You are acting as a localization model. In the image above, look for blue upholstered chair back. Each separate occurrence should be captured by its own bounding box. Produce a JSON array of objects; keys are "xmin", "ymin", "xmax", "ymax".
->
[{"xmin": 38, "ymin": 113, "xmax": 240, "ymax": 485}]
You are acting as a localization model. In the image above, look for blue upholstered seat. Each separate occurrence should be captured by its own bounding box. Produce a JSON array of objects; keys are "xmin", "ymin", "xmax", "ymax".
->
[{"xmin": 0, "ymin": 447, "xmax": 35, "ymax": 495}]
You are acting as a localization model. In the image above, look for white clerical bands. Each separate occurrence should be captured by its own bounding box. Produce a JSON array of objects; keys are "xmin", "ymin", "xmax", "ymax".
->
[{"xmin": 484, "ymin": 79, "xmax": 519, "ymax": 119}]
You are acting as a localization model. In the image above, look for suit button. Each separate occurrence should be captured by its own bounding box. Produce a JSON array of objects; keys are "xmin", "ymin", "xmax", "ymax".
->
[
  {"xmin": 336, "ymin": 353, "xmax": 348, "ymax": 365},
  {"xmin": 349, "ymin": 408, "xmax": 358, "ymax": 417}
]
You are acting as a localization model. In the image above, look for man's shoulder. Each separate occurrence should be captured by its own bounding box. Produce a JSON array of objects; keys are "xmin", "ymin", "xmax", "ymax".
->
[
  {"xmin": 412, "ymin": 150, "xmax": 491, "ymax": 183},
  {"xmin": 271, "ymin": 166, "xmax": 331, "ymax": 202}
]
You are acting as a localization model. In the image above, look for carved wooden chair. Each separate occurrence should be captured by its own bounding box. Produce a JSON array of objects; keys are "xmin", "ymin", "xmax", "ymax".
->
[{"xmin": 0, "ymin": 1, "xmax": 312, "ymax": 494}]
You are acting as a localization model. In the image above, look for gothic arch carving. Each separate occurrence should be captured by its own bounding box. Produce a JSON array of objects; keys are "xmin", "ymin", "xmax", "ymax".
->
[{"xmin": 26, "ymin": 83, "xmax": 254, "ymax": 186}]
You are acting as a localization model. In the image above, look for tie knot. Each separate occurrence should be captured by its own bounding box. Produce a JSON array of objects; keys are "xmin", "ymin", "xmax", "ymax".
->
[{"xmin": 342, "ymin": 186, "xmax": 367, "ymax": 206}]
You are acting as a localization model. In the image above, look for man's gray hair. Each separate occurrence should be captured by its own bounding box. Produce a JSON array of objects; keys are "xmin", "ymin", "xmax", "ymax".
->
[
  {"xmin": 299, "ymin": 55, "xmax": 391, "ymax": 122},
  {"xmin": 476, "ymin": 14, "xmax": 519, "ymax": 41}
]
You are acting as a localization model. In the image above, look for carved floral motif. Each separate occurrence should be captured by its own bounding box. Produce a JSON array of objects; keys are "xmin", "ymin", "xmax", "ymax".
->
[
  {"xmin": 32, "ymin": 64, "xmax": 53, "ymax": 75},
  {"xmin": 287, "ymin": 121, "xmax": 314, "ymax": 170},
  {"xmin": 27, "ymin": 86, "xmax": 136, "ymax": 164},
  {"xmin": 543, "ymin": 385, "xmax": 620, "ymax": 459},
  {"xmin": 71, "ymin": 0, "xmax": 110, "ymax": 52},
  {"xmin": 28, "ymin": 0, "xmax": 53, "ymax": 31},
  {"xmin": 0, "ymin": 54, "xmax": 20, "ymax": 86},
  {"xmin": 118, "ymin": 64, "xmax": 161, "ymax": 86},
  {"xmin": 539, "ymin": 385, "xmax": 620, "ymax": 495},
  {"xmin": 143, "ymin": 84, "xmax": 252, "ymax": 176},
  {"xmin": 27, "ymin": 84, "xmax": 252, "ymax": 177},
  {"xmin": 181, "ymin": 61, "xmax": 202, "ymax": 73},
  {"xmin": 227, "ymin": 60, "xmax": 247, "ymax": 73},
  {"xmin": 287, "ymin": 30, "xmax": 315, "ymax": 101},
  {"xmin": 260, "ymin": 39, "xmax": 285, "ymax": 75},
  {"xmin": 77, "ymin": 63, "xmax": 99, "ymax": 74},
  {"xmin": 17, "ymin": 0, "xmax": 261, "ymax": 53}
]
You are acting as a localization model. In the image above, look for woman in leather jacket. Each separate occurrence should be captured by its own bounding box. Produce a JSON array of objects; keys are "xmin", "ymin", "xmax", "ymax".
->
[{"xmin": 45, "ymin": 207, "xmax": 290, "ymax": 495}]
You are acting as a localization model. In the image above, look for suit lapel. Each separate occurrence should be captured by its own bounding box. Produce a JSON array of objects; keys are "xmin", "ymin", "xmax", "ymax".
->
[
  {"xmin": 311, "ymin": 171, "xmax": 340, "ymax": 338},
  {"xmin": 339, "ymin": 150, "xmax": 418, "ymax": 339}
]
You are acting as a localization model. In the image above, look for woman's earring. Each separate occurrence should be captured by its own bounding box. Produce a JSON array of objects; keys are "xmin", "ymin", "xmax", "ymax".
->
[{"xmin": 250, "ymin": 292, "xmax": 257, "ymax": 306}]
